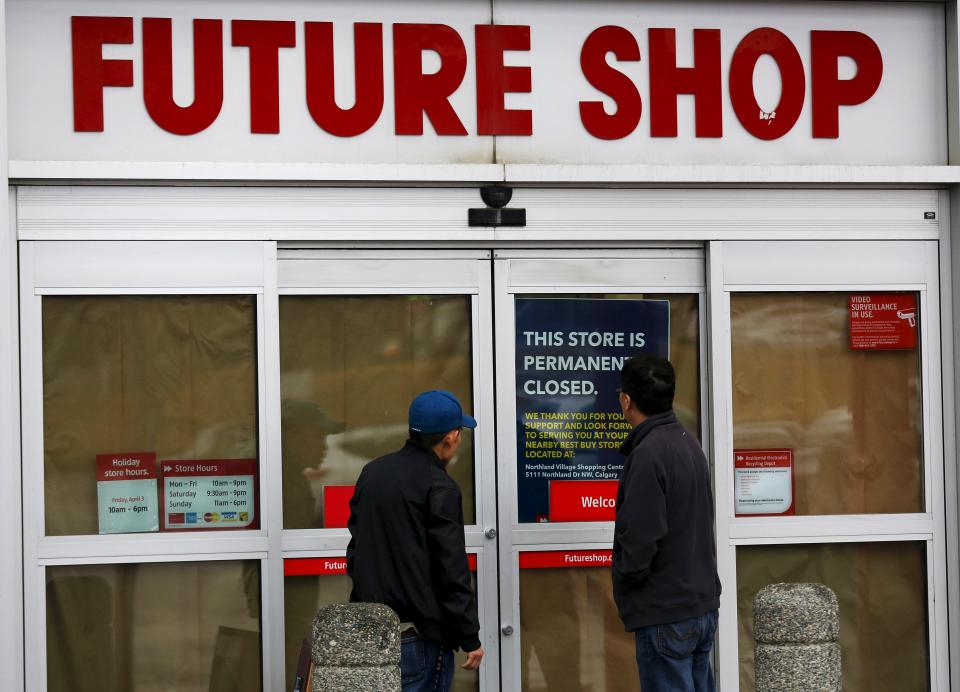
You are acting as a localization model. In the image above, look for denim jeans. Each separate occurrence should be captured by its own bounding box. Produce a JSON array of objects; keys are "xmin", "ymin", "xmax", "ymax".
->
[
  {"xmin": 400, "ymin": 632, "xmax": 455, "ymax": 692},
  {"xmin": 634, "ymin": 610, "xmax": 718, "ymax": 692}
]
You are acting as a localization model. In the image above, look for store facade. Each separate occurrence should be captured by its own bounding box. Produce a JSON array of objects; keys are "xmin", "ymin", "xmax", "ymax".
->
[{"xmin": 1, "ymin": 1, "xmax": 959, "ymax": 690}]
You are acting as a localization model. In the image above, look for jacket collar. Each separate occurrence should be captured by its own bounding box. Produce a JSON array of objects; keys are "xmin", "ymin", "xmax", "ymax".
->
[
  {"xmin": 619, "ymin": 409, "xmax": 678, "ymax": 455},
  {"xmin": 403, "ymin": 439, "xmax": 446, "ymax": 470}
]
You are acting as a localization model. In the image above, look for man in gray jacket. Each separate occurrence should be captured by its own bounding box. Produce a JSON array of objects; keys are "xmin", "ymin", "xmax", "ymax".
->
[{"xmin": 614, "ymin": 355, "xmax": 721, "ymax": 692}]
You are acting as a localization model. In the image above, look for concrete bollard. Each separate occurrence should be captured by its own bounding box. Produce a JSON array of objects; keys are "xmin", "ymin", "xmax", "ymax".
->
[
  {"xmin": 311, "ymin": 603, "xmax": 401, "ymax": 691},
  {"xmin": 754, "ymin": 583, "xmax": 841, "ymax": 692}
]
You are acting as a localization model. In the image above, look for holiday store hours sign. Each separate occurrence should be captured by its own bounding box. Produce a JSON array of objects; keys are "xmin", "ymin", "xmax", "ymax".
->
[{"xmin": 6, "ymin": 0, "xmax": 946, "ymax": 165}]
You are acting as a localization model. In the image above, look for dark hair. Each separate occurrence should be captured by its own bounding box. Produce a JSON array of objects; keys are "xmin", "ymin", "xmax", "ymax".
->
[
  {"xmin": 409, "ymin": 428, "xmax": 457, "ymax": 449},
  {"xmin": 620, "ymin": 354, "xmax": 675, "ymax": 415}
]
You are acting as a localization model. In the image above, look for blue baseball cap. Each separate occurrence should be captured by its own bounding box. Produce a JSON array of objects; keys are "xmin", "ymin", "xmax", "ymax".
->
[{"xmin": 409, "ymin": 390, "xmax": 478, "ymax": 434}]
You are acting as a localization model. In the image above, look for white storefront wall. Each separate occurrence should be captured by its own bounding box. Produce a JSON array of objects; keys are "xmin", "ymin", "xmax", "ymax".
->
[{"xmin": 2, "ymin": 1, "xmax": 960, "ymax": 691}]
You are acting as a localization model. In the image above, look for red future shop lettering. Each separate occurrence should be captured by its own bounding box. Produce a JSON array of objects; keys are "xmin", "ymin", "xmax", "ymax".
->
[
  {"xmin": 811, "ymin": 31, "xmax": 883, "ymax": 138},
  {"xmin": 71, "ymin": 18, "xmax": 882, "ymax": 140},
  {"xmin": 579, "ymin": 26, "xmax": 883, "ymax": 140},
  {"xmin": 143, "ymin": 18, "xmax": 223, "ymax": 135},
  {"xmin": 393, "ymin": 23, "xmax": 468, "ymax": 135},
  {"xmin": 647, "ymin": 28, "xmax": 723, "ymax": 137},
  {"xmin": 305, "ymin": 22, "xmax": 384, "ymax": 137},
  {"xmin": 72, "ymin": 16, "xmax": 134, "ymax": 132},
  {"xmin": 231, "ymin": 20, "xmax": 297, "ymax": 134},
  {"xmin": 579, "ymin": 26, "xmax": 642, "ymax": 140},
  {"xmin": 475, "ymin": 25, "xmax": 533, "ymax": 135},
  {"xmin": 729, "ymin": 27, "xmax": 805, "ymax": 140}
]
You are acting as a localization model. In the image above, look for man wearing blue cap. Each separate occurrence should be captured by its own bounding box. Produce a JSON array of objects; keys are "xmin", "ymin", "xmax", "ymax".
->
[{"xmin": 347, "ymin": 390, "xmax": 484, "ymax": 692}]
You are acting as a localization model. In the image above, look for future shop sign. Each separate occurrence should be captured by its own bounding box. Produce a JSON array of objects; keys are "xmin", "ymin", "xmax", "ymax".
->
[{"xmin": 73, "ymin": 17, "xmax": 881, "ymax": 141}]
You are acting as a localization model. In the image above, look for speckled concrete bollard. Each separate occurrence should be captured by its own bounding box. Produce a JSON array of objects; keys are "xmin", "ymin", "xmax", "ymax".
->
[
  {"xmin": 311, "ymin": 603, "xmax": 401, "ymax": 691},
  {"xmin": 754, "ymin": 583, "xmax": 841, "ymax": 692}
]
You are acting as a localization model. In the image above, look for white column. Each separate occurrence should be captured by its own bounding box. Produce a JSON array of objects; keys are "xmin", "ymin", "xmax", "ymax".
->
[{"xmin": 0, "ymin": 0, "xmax": 25, "ymax": 689}]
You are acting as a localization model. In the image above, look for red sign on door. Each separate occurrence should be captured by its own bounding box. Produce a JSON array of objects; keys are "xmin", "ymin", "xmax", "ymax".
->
[
  {"xmin": 519, "ymin": 550, "xmax": 613, "ymax": 569},
  {"xmin": 96, "ymin": 452, "xmax": 157, "ymax": 481},
  {"xmin": 548, "ymin": 480, "xmax": 618, "ymax": 522},
  {"xmin": 322, "ymin": 485, "xmax": 354, "ymax": 528},
  {"xmin": 849, "ymin": 293, "xmax": 918, "ymax": 350},
  {"xmin": 283, "ymin": 553, "xmax": 478, "ymax": 576}
]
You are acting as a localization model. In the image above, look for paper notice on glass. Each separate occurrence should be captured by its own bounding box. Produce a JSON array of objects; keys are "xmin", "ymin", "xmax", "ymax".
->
[
  {"xmin": 514, "ymin": 297, "xmax": 670, "ymax": 523},
  {"xmin": 96, "ymin": 452, "xmax": 159, "ymax": 534},
  {"xmin": 849, "ymin": 293, "xmax": 918, "ymax": 350},
  {"xmin": 734, "ymin": 449, "xmax": 794, "ymax": 516},
  {"xmin": 161, "ymin": 459, "xmax": 258, "ymax": 530}
]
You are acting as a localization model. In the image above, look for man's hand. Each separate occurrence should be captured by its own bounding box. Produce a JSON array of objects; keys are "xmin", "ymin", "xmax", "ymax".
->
[{"xmin": 461, "ymin": 646, "xmax": 484, "ymax": 670}]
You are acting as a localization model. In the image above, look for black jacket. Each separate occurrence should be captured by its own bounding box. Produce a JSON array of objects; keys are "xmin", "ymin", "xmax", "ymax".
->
[
  {"xmin": 346, "ymin": 440, "xmax": 481, "ymax": 652},
  {"xmin": 612, "ymin": 410, "xmax": 721, "ymax": 630}
]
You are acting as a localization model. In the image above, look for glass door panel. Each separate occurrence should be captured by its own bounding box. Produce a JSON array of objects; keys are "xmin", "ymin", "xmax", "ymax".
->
[
  {"xmin": 283, "ymin": 555, "xmax": 480, "ymax": 692},
  {"xmin": 718, "ymin": 240, "xmax": 945, "ymax": 691},
  {"xmin": 47, "ymin": 559, "xmax": 262, "ymax": 690},
  {"xmin": 276, "ymin": 251, "xmax": 498, "ymax": 691},
  {"xmin": 495, "ymin": 250, "xmax": 707, "ymax": 690},
  {"xmin": 518, "ymin": 550, "xmax": 636, "ymax": 692},
  {"xmin": 731, "ymin": 291, "xmax": 923, "ymax": 516},
  {"xmin": 41, "ymin": 295, "xmax": 260, "ymax": 536},
  {"xmin": 736, "ymin": 542, "xmax": 929, "ymax": 691},
  {"xmin": 20, "ymin": 241, "xmax": 271, "ymax": 691},
  {"xmin": 279, "ymin": 294, "xmax": 475, "ymax": 529}
]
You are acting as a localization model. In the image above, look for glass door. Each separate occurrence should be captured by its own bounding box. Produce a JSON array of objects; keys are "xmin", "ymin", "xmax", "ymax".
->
[
  {"xmin": 273, "ymin": 250, "xmax": 499, "ymax": 692},
  {"xmin": 710, "ymin": 240, "xmax": 949, "ymax": 691},
  {"xmin": 493, "ymin": 249, "xmax": 707, "ymax": 691},
  {"xmin": 20, "ymin": 241, "xmax": 271, "ymax": 691}
]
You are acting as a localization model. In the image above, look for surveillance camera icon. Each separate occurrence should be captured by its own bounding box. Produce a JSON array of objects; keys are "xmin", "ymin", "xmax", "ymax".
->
[{"xmin": 897, "ymin": 310, "xmax": 916, "ymax": 328}]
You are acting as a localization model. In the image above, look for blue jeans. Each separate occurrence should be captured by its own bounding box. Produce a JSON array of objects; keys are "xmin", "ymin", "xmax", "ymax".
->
[
  {"xmin": 400, "ymin": 632, "xmax": 455, "ymax": 692},
  {"xmin": 634, "ymin": 610, "xmax": 718, "ymax": 692}
]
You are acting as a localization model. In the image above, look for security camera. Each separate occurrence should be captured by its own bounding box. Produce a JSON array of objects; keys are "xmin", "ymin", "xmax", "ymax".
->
[{"xmin": 480, "ymin": 185, "xmax": 513, "ymax": 209}]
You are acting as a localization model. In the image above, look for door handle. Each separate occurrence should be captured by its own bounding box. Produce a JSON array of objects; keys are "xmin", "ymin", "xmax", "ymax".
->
[
  {"xmin": 484, "ymin": 527, "xmax": 498, "ymax": 540},
  {"xmin": 501, "ymin": 625, "xmax": 514, "ymax": 636}
]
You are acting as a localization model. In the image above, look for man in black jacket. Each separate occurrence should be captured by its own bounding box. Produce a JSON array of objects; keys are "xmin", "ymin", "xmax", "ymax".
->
[
  {"xmin": 614, "ymin": 355, "xmax": 721, "ymax": 692},
  {"xmin": 347, "ymin": 390, "xmax": 483, "ymax": 691}
]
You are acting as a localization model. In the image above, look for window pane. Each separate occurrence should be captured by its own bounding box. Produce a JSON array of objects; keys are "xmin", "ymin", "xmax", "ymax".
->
[
  {"xmin": 731, "ymin": 293, "xmax": 923, "ymax": 515},
  {"xmin": 283, "ymin": 564, "xmax": 478, "ymax": 691},
  {"xmin": 520, "ymin": 561, "xmax": 636, "ymax": 691},
  {"xmin": 42, "ymin": 296, "xmax": 259, "ymax": 536},
  {"xmin": 737, "ymin": 542, "xmax": 928, "ymax": 691},
  {"xmin": 47, "ymin": 560, "xmax": 262, "ymax": 691},
  {"xmin": 515, "ymin": 294, "xmax": 700, "ymax": 524},
  {"xmin": 279, "ymin": 295, "xmax": 475, "ymax": 528}
]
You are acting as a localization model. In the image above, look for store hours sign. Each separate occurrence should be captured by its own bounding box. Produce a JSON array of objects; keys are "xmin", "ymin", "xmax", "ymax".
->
[
  {"xmin": 95, "ymin": 454, "xmax": 258, "ymax": 533},
  {"xmin": 96, "ymin": 452, "xmax": 159, "ymax": 534},
  {"xmin": 162, "ymin": 459, "xmax": 258, "ymax": 530}
]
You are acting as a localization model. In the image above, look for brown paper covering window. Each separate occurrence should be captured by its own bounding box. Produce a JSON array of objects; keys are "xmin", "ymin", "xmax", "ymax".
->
[
  {"xmin": 731, "ymin": 293, "xmax": 923, "ymax": 515},
  {"xmin": 737, "ymin": 542, "xmax": 929, "ymax": 691},
  {"xmin": 279, "ymin": 295, "xmax": 476, "ymax": 528},
  {"xmin": 41, "ymin": 296, "xmax": 258, "ymax": 536},
  {"xmin": 47, "ymin": 560, "xmax": 262, "ymax": 692}
]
